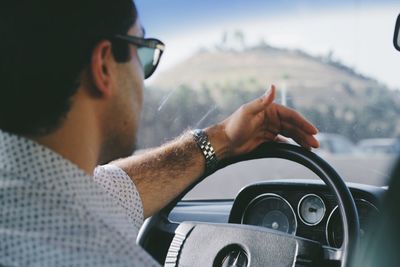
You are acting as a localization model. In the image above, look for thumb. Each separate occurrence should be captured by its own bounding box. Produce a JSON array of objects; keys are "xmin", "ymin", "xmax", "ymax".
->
[
  {"xmin": 244, "ymin": 84, "xmax": 276, "ymax": 114},
  {"xmin": 263, "ymin": 84, "xmax": 276, "ymax": 106}
]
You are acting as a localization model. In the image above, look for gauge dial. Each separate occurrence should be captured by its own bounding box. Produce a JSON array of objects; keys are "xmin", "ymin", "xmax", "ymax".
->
[
  {"xmin": 242, "ymin": 194, "xmax": 297, "ymax": 235},
  {"xmin": 298, "ymin": 194, "xmax": 326, "ymax": 226},
  {"xmin": 326, "ymin": 199, "xmax": 379, "ymax": 248}
]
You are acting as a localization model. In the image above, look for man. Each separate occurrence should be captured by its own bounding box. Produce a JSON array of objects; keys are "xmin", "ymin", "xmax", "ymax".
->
[{"xmin": 0, "ymin": 0, "xmax": 319, "ymax": 266}]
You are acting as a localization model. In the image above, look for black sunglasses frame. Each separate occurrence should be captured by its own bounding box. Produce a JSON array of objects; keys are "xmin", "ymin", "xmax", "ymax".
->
[
  {"xmin": 113, "ymin": 34, "xmax": 165, "ymax": 79},
  {"xmin": 395, "ymin": 14, "xmax": 400, "ymax": 52}
]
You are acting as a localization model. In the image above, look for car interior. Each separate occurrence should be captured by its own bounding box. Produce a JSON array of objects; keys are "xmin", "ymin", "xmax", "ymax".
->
[
  {"xmin": 133, "ymin": 2, "xmax": 400, "ymax": 266},
  {"xmin": 1, "ymin": 1, "xmax": 400, "ymax": 267},
  {"xmin": 138, "ymin": 143, "xmax": 381, "ymax": 266}
]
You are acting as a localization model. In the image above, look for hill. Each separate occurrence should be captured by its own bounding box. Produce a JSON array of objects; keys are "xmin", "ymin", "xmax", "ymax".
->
[{"xmin": 138, "ymin": 44, "xmax": 400, "ymax": 148}]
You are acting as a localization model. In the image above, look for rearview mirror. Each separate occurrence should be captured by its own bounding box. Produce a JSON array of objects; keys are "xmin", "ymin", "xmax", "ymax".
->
[{"xmin": 395, "ymin": 14, "xmax": 400, "ymax": 51}]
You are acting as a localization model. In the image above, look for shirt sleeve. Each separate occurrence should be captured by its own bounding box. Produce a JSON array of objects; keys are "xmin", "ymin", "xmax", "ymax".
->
[{"xmin": 93, "ymin": 164, "xmax": 144, "ymax": 232}]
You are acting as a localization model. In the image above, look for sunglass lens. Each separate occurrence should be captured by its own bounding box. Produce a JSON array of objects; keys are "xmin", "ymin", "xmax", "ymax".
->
[{"xmin": 137, "ymin": 47, "xmax": 158, "ymax": 79}]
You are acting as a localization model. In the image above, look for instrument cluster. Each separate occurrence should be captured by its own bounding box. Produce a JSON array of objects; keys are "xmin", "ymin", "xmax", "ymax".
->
[{"xmin": 232, "ymin": 183, "xmax": 381, "ymax": 248}]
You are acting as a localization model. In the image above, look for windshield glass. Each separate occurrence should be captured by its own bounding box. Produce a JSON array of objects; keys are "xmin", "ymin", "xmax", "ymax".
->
[{"xmin": 135, "ymin": 0, "xmax": 400, "ymax": 199}]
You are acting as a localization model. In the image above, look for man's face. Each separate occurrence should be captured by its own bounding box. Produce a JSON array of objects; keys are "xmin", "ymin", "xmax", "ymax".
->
[{"xmin": 100, "ymin": 18, "xmax": 145, "ymax": 163}]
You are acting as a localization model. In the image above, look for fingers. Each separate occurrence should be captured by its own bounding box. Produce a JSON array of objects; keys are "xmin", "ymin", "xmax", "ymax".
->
[
  {"xmin": 242, "ymin": 85, "xmax": 276, "ymax": 115},
  {"xmin": 280, "ymin": 121, "xmax": 320, "ymax": 148},
  {"xmin": 276, "ymin": 104, "xmax": 318, "ymax": 135}
]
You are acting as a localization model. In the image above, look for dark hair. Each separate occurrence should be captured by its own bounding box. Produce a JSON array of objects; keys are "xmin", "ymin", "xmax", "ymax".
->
[{"xmin": 0, "ymin": 0, "xmax": 137, "ymax": 136}]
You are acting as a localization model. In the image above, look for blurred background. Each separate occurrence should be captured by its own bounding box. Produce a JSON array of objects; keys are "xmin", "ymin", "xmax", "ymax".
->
[{"xmin": 134, "ymin": 0, "xmax": 400, "ymax": 199}]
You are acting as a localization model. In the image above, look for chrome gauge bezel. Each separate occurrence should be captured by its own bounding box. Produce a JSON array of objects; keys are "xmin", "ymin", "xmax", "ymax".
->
[
  {"xmin": 297, "ymin": 193, "xmax": 326, "ymax": 226},
  {"xmin": 241, "ymin": 193, "xmax": 298, "ymax": 235},
  {"xmin": 325, "ymin": 199, "xmax": 379, "ymax": 247},
  {"xmin": 325, "ymin": 205, "xmax": 340, "ymax": 248}
]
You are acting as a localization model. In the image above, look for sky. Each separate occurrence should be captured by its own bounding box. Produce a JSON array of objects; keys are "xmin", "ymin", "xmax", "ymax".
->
[{"xmin": 135, "ymin": 0, "xmax": 400, "ymax": 89}]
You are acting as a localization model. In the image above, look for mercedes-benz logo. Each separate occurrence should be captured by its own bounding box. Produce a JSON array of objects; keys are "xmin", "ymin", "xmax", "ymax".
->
[{"xmin": 220, "ymin": 249, "xmax": 248, "ymax": 267}]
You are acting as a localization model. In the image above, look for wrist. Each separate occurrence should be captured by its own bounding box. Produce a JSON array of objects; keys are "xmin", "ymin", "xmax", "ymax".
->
[{"xmin": 204, "ymin": 124, "xmax": 232, "ymax": 161}]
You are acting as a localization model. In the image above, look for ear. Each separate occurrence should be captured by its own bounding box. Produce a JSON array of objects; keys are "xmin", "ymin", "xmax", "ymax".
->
[{"xmin": 89, "ymin": 40, "xmax": 116, "ymax": 98}]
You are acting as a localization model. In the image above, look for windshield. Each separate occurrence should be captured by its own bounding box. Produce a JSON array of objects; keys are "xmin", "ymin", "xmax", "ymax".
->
[{"xmin": 135, "ymin": 0, "xmax": 400, "ymax": 199}]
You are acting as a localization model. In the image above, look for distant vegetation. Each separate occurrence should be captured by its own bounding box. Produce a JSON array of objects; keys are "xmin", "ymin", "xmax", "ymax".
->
[{"xmin": 137, "ymin": 40, "xmax": 400, "ymax": 149}]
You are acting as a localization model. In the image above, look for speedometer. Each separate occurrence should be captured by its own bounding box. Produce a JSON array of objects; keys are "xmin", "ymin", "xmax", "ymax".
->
[
  {"xmin": 298, "ymin": 194, "xmax": 326, "ymax": 226},
  {"xmin": 242, "ymin": 193, "xmax": 297, "ymax": 235}
]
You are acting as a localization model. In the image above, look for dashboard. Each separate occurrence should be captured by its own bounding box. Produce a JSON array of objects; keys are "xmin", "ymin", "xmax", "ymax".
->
[{"xmin": 169, "ymin": 179, "xmax": 386, "ymax": 249}]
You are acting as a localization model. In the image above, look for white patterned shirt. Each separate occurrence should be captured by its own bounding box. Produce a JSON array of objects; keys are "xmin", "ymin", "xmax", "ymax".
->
[{"xmin": 0, "ymin": 130, "xmax": 160, "ymax": 267}]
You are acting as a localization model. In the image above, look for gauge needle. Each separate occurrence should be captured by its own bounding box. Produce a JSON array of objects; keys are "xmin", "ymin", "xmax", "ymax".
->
[{"xmin": 309, "ymin": 207, "xmax": 317, "ymax": 213}]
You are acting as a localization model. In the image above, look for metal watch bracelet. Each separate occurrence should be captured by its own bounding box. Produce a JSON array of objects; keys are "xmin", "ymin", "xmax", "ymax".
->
[{"xmin": 191, "ymin": 129, "xmax": 219, "ymax": 175}]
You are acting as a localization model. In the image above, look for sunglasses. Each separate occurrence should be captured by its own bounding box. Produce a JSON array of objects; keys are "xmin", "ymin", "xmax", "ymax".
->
[
  {"xmin": 395, "ymin": 14, "xmax": 400, "ymax": 52},
  {"xmin": 113, "ymin": 34, "xmax": 165, "ymax": 79}
]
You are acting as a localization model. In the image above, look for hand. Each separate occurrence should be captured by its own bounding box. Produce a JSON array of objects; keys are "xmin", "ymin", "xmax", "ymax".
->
[{"xmin": 207, "ymin": 85, "xmax": 320, "ymax": 159}]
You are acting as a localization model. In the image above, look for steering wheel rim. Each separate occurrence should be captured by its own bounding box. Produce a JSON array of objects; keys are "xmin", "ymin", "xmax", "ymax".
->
[{"xmin": 139, "ymin": 142, "xmax": 359, "ymax": 267}]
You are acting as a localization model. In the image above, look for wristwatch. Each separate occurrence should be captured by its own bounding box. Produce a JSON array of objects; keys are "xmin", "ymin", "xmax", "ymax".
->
[{"xmin": 191, "ymin": 129, "xmax": 219, "ymax": 175}]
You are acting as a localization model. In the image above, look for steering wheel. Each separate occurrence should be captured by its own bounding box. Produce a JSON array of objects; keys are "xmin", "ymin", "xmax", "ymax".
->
[{"xmin": 138, "ymin": 143, "xmax": 359, "ymax": 267}]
